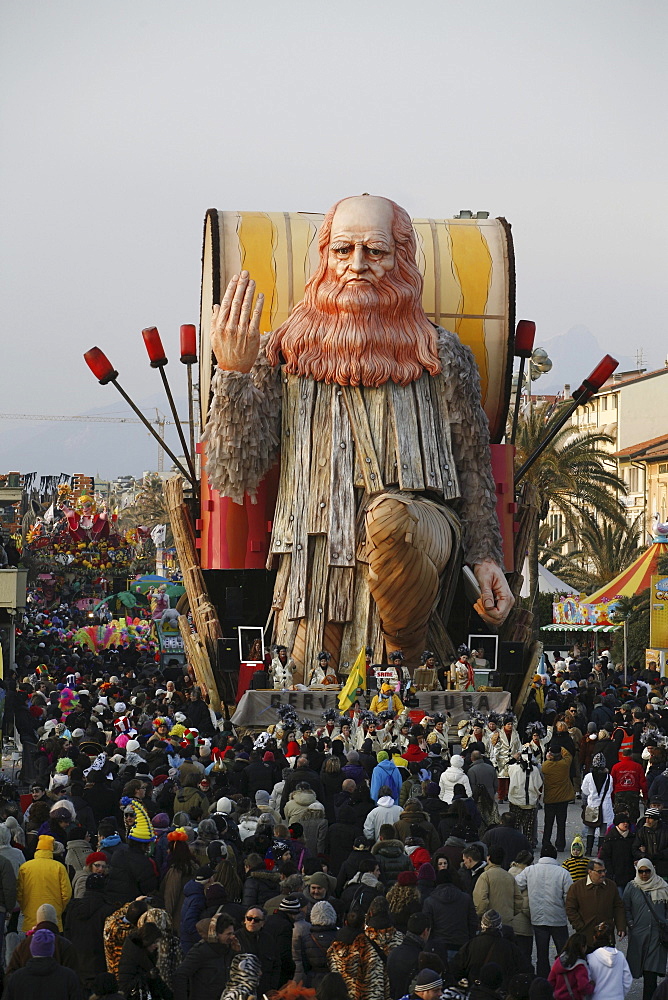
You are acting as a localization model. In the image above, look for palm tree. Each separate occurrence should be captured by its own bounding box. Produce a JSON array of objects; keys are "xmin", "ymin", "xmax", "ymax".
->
[
  {"xmin": 541, "ymin": 511, "xmax": 644, "ymax": 595},
  {"xmin": 514, "ymin": 401, "xmax": 628, "ymax": 610},
  {"xmin": 609, "ymin": 592, "xmax": 650, "ymax": 672}
]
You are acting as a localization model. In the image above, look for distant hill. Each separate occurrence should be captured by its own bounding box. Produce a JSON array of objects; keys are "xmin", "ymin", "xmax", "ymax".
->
[
  {"xmin": 537, "ymin": 325, "xmax": 635, "ymax": 395},
  {"xmin": 0, "ymin": 393, "xmax": 191, "ymax": 480}
]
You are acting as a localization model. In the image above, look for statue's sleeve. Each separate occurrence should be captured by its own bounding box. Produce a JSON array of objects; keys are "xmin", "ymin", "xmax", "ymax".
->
[
  {"xmin": 437, "ymin": 329, "xmax": 505, "ymax": 568},
  {"xmin": 201, "ymin": 337, "xmax": 282, "ymax": 504}
]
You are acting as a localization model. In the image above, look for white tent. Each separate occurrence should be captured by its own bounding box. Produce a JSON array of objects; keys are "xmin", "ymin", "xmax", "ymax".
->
[{"xmin": 520, "ymin": 560, "xmax": 579, "ymax": 598}]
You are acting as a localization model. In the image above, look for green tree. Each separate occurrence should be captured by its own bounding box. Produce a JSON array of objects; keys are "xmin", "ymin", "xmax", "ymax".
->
[
  {"xmin": 609, "ymin": 591, "xmax": 650, "ymax": 671},
  {"xmin": 514, "ymin": 402, "xmax": 627, "ymax": 615},
  {"xmin": 117, "ymin": 474, "xmax": 173, "ymax": 546},
  {"xmin": 541, "ymin": 511, "xmax": 644, "ymax": 595}
]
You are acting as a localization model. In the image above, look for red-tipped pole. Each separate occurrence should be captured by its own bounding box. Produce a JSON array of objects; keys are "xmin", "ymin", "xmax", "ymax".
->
[
  {"xmin": 510, "ymin": 320, "xmax": 537, "ymax": 444},
  {"xmin": 140, "ymin": 327, "xmax": 198, "ymax": 485},
  {"xmin": 83, "ymin": 346, "xmax": 193, "ymax": 483},
  {"xmin": 514, "ymin": 355, "xmax": 619, "ymax": 485}
]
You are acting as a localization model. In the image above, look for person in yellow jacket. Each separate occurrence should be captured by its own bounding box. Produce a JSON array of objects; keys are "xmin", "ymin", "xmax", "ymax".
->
[
  {"xmin": 369, "ymin": 683, "xmax": 404, "ymax": 716},
  {"xmin": 17, "ymin": 834, "xmax": 72, "ymax": 931}
]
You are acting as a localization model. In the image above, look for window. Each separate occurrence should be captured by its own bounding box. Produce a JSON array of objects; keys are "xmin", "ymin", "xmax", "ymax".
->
[
  {"xmin": 601, "ymin": 396, "xmax": 607, "ymax": 410},
  {"xmin": 659, "ymin": 463, "xmax": 668, "ymax": 474},
  {"xmin": 629, "ymin": 467, "xmax": 639, "ymax": 493},
  {"xmin": 610, "ymin": 395, "xmax": 617, "ymax": 409}
]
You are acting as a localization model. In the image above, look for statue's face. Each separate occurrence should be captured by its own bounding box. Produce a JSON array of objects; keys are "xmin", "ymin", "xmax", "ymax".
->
[{"xmin": 328, "ymin": 197, "xmax": 396, "ymax": 294}]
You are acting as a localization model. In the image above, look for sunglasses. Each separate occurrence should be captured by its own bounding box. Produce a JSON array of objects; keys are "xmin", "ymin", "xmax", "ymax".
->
[{"xmin": 245, "ymin": 916, "xmax": 263, "ymax": 923}]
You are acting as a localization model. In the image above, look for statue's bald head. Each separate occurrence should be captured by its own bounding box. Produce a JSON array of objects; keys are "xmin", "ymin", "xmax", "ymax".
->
[{"xmin": 267, "ymin": 193, "xmax": 441, "ymax": 387}]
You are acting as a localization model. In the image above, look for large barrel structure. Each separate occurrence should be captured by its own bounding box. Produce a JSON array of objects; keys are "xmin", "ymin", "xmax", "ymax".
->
[{"xmin": 198, "ymin": 209, "xmax": 516, "ymax": 571}]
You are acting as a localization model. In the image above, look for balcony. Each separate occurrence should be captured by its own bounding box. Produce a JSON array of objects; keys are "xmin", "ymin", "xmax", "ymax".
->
[{"xmin": 0, "ymin": 569, "xmax": 28, "ymax": 610}]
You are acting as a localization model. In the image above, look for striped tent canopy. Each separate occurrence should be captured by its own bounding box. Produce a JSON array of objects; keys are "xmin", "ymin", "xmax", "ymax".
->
[
  {"xmin": 541, "ymin": 624, "xmax": 621, "ymax": 632},
  {"xmin": 585, "ymin": 539, "xmax": 668, "ymax": 604}
]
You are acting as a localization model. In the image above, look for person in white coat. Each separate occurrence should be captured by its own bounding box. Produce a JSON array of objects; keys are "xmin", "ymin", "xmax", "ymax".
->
[
  {"xmin": 363, "ymin": 791, "xmax": 403, "ymax": 842},
  {"xmin": 439, "ymin": 755, "xmax": 472, "ymax": 805},
  {"xmin": 588, "ymin": 921, "xmax": 632, "ymax": 1000},
  {"xmin": 508, "ymin": 749, "xmax": 543, "ymax": 845},
  {"xmin": 514, "ymin": 842, "xmax": 573, "ymax": 978},
  {"xmin": 581, "ymin": 753, "xmax": 614, "ymax": 856}
]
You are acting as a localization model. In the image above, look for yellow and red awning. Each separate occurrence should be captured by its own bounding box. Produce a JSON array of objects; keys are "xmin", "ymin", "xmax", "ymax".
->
[{"xmin": 585, "ymin": 540, "xmax": 668, "ymax": 604}]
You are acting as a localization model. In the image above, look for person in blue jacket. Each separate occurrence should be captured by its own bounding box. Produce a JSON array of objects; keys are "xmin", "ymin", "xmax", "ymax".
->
[{"xmin": 370, "ymin": 751, "xmax": 402, "ymax": 804}]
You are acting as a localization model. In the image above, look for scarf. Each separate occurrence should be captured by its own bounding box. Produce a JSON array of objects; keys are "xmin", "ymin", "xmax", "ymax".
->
[{"xmin": 633, "ymin": 859, "xmax": 668, "ymax": 902}]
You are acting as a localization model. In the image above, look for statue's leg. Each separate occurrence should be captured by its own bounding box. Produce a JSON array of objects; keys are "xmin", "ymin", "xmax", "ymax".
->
[{"xmin": 365, "ymin": 493, "xmax": 453, "ymax": 668}]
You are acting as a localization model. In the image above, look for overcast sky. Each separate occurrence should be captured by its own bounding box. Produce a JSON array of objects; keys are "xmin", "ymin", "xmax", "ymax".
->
[{"xmin": 1, "ymin": 0, "xmax": 666, "ymax": 454}]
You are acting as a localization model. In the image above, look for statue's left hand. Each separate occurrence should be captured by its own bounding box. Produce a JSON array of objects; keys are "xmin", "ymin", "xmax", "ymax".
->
[{"xmin": 472, "ymin": 560, "xmax": 515, "ymax": 627}]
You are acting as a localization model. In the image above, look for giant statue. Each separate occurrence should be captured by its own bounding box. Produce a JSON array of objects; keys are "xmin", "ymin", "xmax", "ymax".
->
[{"xmin": 202, "ymin": 195, "xmax": 514, "ymax": 672}]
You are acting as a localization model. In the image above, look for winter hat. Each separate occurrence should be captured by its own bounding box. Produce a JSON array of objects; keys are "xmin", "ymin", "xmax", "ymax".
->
[
  {"xmin": 207, "ymin": 840, "xmax": 228, "ymax": 862},
  {"xmin": 570, "ymin": 836, "xmax": 585, "ymax": 857},
  {"xmin": 586, "ymin": 722, "xmax": 597, "ymax": 733},
  {"xmin": 279, "ymin": 894, "xmax": 304, "ymax": 914},
  {"xmin": 216, "ymin": 797, "xmax": 233, "ymax": 814},
  {"xmin": 122, "ymin": 798, "xmax": 155, "ymax": 843},
  {"xmin": 450, "ymin": 754, "xmax": 464, "ymax": 768},
  {"xmin": 36, "ymin": 903, "xmax": 58, "ymax": 924},
  {"xmin": 346, "ymin": 750, "xmax": 360, "ymax": 763},
  {"xmin": 195, "ymin": 865, "xmax": 214, "ymax": 882},
  {"xmin": 426, "ymin": 782, "xmax": 439, "ymax": 797},
  {"xmin": 126, "ymin": 739, "xmax": 141, "ymax": 752},
  {"xmin": 376, "ymin": 751, "xmax": 389, "ymax": 762},
  {"xmin": 306, "ymin": 872, "xmax": 330, "ymax": 890},
  {"xmin": 152, "ymin": 813, "xmax": 171, "ymax": 829},
  {"xmin": 37, "ymin": 835, "xmax": 55, "ymax": 853},
  {"xmin": 310, "ymin": 900, "xmax": 336, "ymax": 926},
  {"xmin": 418, "ymin": 862, "xmax": 436, "ymax": 881},
  {"xmin": 29, "ymin": 928, "xmax": 55, "ymax": 957},
  {"xmin": 397, "ymin": 870, "xmax": 418, "ymax": 886},
  {"xmin": 262, "ymin": 751, "xmax": 275, "ymax": 762},
  {"xmin": 85, "ymin": 851, "xmax": 108, "ymax": 866},
  {"xmin": 480, "ymin": 908, "xmax": 502, "ymax": 931},
  {"xmin": 255, "ymin": 790, "xmax": 270, "ymax": 805},
  {"xmin": 592, "ymin": 753, "xmax": 607, "ymax": 769},
  {"xmin": 646, "ymin": 807, "xmax": 662, "ymax": 818},
  {"xmin": 414, "ymin": 969, "xmax": 443, "ymax": 993}
]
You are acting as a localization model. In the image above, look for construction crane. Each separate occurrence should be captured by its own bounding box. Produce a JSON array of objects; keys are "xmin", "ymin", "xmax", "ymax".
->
[{"xmin": 0, "ymin": 410, "xmax": 188, "ymax": 473}]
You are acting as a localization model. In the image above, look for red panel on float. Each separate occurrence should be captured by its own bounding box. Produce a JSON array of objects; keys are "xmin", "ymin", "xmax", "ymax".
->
[{"xmin": 490, "ymin": 443, "xmax": 515, "ymax": 572}]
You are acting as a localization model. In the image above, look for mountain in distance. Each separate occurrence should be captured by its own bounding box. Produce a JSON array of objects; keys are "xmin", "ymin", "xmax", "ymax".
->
[
  {"xmin": 0, "ymin": 393, "xmax": 190, "ymax": 481},
  {"xmin": 536, "ymin": 325, "xmax": 636, "ymax": 396}
]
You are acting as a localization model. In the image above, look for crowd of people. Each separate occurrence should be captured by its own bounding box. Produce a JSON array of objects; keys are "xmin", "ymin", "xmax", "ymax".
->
[{"xmin": 1, "ymin": 612, "xmax": 668, "ymax": 1000}]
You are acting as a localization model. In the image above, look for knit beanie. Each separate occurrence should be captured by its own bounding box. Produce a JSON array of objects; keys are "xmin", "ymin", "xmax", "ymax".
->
[
  {"xmin": 122, "ymin": 798, "xmax": 155, "ymax": 844},
  {"xmin": 396, "ymin": 870, "xmax": 418, "ymax": 886},
  {"xmin": 376, "ymin": 751, "xmax": 389, "ymax": 763},
  {"xmin": 36, "ymin": 903, "xmax": 57, "ymax": 924},
  {"xmin": 310, "ymin": 901, "xmax": 336, "ymax": 926},
  {"xmin": 481, "ymin": 909, "xmax": 502, "ymax": 931},
  {"xmin": 29, "ymin": 928, "xmax": 55, "ymax": 957},
  {"xmin": 37, "ymin": 835, "xmax": 55, "ymax": 853},
  {"xmin": 85, "ymin": 851, "xmax": 108, "ymax": 866},
  {"xmin": 414, "ymin": 969, "xmax": 443, "ymax": 993},
  {"xmin": 216, "ymin": 797, "xmax": 233, "ymax": 814},
  {"xmin": 418, "ymin": 862, "xmax": 435, "ymax": 881}
]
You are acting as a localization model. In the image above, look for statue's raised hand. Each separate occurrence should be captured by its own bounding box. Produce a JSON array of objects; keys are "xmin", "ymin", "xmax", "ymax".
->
[{"xmin": 211, "ymin": 270, "xmax": 264, "ymax": 373}]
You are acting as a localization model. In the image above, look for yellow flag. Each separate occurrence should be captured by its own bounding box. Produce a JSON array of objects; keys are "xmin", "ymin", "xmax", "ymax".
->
[{"xmin": 338, "ymin": 646, "xmax": 367, "ymax": 712}]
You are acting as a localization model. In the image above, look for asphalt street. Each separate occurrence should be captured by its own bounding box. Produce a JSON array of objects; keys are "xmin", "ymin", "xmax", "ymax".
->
[{"xmin": 515, "ymin": 798, "xmax": 653, "ymax": 999}]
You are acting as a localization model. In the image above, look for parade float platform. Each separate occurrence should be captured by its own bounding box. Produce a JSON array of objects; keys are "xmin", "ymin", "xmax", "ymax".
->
[{"xmin": 231, "ymin": 688, "xmax": 511, "ymax": 729}]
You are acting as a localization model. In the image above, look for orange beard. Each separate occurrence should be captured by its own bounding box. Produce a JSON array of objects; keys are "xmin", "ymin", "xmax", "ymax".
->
[{"xmin": 266, "ymin": 235, "xmax": 441, "ymax": 388}]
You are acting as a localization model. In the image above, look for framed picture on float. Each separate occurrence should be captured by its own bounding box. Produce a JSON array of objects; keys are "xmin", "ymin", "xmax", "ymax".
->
[
  {"xmin": 467, "ymin": 634, "xmax": 498, "ymax": 678},
  {"xmin": 239, "ymin": 625, "xmax": 265, "ymax": 664}
]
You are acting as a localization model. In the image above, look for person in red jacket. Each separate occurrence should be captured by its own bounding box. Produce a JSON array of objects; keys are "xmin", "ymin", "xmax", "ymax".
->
[
  {"xmin": 611, "ymin": 749, "xmax": 648, "ymax": 822},
  {"xmin": 548, "ymin": 932, "xmax": 595, "ymax": 1000}
]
